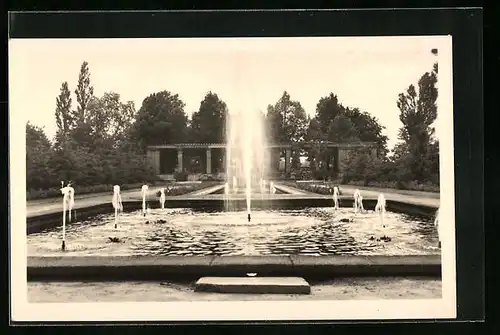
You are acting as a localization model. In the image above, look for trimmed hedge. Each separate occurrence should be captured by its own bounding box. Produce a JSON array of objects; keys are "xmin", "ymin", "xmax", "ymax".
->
[
  {"xmin": 27, "ymin": 181, "xmax": 222, "ymax": 201},
  {"xmin": 155, "ymin": 181, "xmax": 220, "ymax": 197},
  {"xmin": 27, "ymin": 182, "xmax": 150, "ymax": 201},
  {"xmin": 293, "ymin": 180, "xmax": 439, "ymax": 194}
]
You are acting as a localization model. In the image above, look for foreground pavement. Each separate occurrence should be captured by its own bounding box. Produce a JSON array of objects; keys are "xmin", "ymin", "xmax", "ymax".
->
[{"xmin": 28, "ymin": 276, "xmax": 442, "ymax": 302}]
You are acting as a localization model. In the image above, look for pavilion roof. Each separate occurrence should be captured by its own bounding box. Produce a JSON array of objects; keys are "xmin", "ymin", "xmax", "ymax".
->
[{"xmin": 148, "ymin": 141, "xmax": 376, "ymax": 150}]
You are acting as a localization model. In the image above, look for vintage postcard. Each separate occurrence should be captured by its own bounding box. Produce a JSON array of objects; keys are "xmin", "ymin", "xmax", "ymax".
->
[{"xmin": 10, "ymin": 35, "xmax": 456, "ymax": 321}]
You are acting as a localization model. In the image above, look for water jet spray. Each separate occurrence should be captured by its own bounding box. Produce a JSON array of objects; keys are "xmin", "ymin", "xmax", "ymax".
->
[
  {"xmin": 112, "ymin": 185, "xmax": 123, "ymax": 229},
  {"xmin": 141, "ymin": 184, "xmax": 149, "ymax": 217},
  {"xmin": 60, "ymin": 181, "xmax": 70, "ymax": 251}
]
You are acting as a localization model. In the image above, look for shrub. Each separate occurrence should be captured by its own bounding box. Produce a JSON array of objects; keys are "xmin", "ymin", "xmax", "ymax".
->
[
  {"xmin": 174, "ymin": 171, "xmax": 189, "ymax": 182},
  {"xmin": 292, "ymin": 179, "xmax": 439, "ymax": 194}
]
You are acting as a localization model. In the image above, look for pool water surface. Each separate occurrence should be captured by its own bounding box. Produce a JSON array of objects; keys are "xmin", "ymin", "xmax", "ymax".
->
[{"xmin": 27, "ymin": 208, "xmax": 440, "ymax": 257}]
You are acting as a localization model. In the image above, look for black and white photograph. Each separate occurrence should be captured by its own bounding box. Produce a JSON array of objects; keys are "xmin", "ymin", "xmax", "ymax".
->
[{"xmin": 10, "ymin": 32, "xmax": 456, "ymax": 321}]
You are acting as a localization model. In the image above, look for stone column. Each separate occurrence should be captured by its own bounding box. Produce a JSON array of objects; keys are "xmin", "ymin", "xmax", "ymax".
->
[
  {"xmin": 177, "ymin": 149, "xmax": 183, "ymax": 172},
  {"xmin": 206, "ymin": 148, "xmax": 212, "ymax": 174},
  {"xmin": 153, "ymin": 150, "xmax": 160, "ymax": 175},
  {"xmin": 276, "ymin": 149, "xmax": 281, "ymax": 171},
  {"xmin": 285, "ymin": 148, "xmax": 292, "ymax": 173}
]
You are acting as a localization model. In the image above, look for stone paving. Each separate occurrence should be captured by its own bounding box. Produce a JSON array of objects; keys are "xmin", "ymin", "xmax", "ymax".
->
[{"xmin": 28, "ymin": 276, "xmax": 442, "ymax": 302}]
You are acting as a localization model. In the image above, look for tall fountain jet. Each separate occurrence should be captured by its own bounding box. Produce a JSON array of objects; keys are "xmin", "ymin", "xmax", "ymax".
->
[{"xmin": 224, "ymin": 70, "xmax": 270, "ymax": 220}]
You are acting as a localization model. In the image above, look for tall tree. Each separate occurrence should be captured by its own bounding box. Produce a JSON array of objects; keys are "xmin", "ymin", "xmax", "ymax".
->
[
  {"xmin": 396, "ymin": 63, "xmax": 438, "ymax": 181},
  {"xmin": 267, "ymin": 91, "xmax": 308, "ymax": 144},
  {"xmin": 74, "ymin": 61, "xmax": 94, "ymax": 123},
  {"xmin": 190, "ymin": 92, "xmax": 228, "ymax": 143},
  {"xmin": 266, "ymin": 91, "xmax": 309, "ymax": 172},
  {"xmin": 71, "ymin": 61, "xmax": 95, "ymax": 147},
  {"xmin": 54, "ymin": 81, "xmax": 74, "ymax": 148},
  {"xmin": 132, "ymin": 91, "xmax": 188, "ymax": 151},
  {"xmin": 315, "ymin": 93, "xmax": 344, "ymax": 135},
  {"xmin": 189, "ymin": 92, "xmax": 229, "ymax": 172}
]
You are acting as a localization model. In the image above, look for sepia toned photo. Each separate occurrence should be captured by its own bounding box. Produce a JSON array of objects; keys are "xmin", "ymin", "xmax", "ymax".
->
[{"xmin": 10, "ymin": 35, "xmax": 456, "ymax": 321}]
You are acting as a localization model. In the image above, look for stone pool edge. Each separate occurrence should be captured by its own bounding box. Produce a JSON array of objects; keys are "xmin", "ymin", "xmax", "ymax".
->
[
  {"xmin": 26, "ymin": 198, "xmax": 439, "ymax": 235},
  {"xmin": 27, "ymin": 255, "xmax": 441, "ymax": 281}
]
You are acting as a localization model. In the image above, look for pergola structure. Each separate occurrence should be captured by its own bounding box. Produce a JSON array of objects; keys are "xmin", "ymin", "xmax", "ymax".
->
[{"xmin": 147, "ymin": 141, "xmax": 376, "ymax": 177}]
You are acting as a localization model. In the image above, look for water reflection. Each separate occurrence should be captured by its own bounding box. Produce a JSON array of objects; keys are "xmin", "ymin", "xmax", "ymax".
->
[{"xmin": 27, "ymin": 208, "xmax": 440, "ymax": 257}]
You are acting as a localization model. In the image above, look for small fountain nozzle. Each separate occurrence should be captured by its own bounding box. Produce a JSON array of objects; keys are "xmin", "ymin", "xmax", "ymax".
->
[
  {"xmin": 61, "ymin": 240, "xmax": 66, "ymax": 251},
  {"xmin": 247, "ymin": 213, "xmax": 251, "ymax": 222}
]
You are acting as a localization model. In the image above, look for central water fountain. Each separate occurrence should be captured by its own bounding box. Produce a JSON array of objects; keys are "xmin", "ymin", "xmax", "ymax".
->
[{"xmin": 224, "ymin": 105, "xmax": 270, "ymax": 221}]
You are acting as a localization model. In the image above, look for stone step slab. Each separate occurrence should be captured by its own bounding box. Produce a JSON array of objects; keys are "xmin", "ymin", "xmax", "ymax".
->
[{"xmin": 194, "ymin": 276, "xmax": 311, "ymax": 294}]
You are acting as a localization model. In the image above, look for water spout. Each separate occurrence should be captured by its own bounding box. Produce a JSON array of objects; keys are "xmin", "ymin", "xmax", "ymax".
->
[
  {"xmin": 159, "ymin": 187, "xmax": 166, "ymax": 210},
  {"xmin": 232, "ymin": 176, "xmax": 237, "ymax": 194},
  {"xmin": 375, "ymin": 193, "xmax": 386, "ymax": 227},
  {"xmin": 358, "ymin": 195, "xmax": 365, "ymax": 212},
  {"xmin": 434, "ymin": 208, "xmax": 440, "ymax": 248},
  {"xmin": 112, "ymin": 185, "xmax": 123, "ymax": 229},
  {"xmin": 67, "ymin": 183, "xmax": 75, "ymax": 222},
  {"xmin": 141, "ymin": 184, "xmax": 149, "ymax": 217},
  {"xmin": 60, "ymin": 181, "xmax": 69, "ymax": 251},
  {"xmin": 332, "ymin": 186, "xmax": 340, "ymax": 210},
  {"xmin": 353, "ymin": 189, "xmax": 361, "ymax": 214}
]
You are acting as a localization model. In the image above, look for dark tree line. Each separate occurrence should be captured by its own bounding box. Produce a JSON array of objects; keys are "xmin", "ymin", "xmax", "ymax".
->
[{"xmin": 27, "ymin": 61, "xmax": 440, "ymax": 194}]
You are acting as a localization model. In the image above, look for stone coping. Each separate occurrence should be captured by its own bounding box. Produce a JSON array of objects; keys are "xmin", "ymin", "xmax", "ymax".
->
[{"xmin": 27, "ymin": 255, "xmax": 441, "ymax": 281}]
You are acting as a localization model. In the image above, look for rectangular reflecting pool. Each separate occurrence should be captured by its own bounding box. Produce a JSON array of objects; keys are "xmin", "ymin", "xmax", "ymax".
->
[{"xmin": 27, "ymin": 208, "xmax": 440, "ymax": 257}]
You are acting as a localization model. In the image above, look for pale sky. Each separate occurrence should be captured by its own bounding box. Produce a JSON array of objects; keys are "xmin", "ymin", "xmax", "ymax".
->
[{"xmin": 9, "ymin": 36, "xmax": 446, "ymax": 150}]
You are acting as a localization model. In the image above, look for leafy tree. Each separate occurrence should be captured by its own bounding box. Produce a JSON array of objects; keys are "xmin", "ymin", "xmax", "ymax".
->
[
  {"xmin": 343, "ymin": 107, "xmax": 389, "ymax": 156},
  {"xmin": 307, "ymin": 92, "xmax": 390, "ymax": 179},
  {"xmin": 26, "ymin": 123, "xmax": 54, "ymax": 189},
  {"xmin": 189, "ymin": 92, "xmax": 229, "ymax": 171},
  {"xmin": 190, "ymin": 92, "xmax": 228, "ymax": 143},
  {"xmin": 266, "ymin": 91, "xmax": 308, "ymax": 172},
  {"xmin": 327, "ymin": 114, "xmax": 360, "ymax": 142},
  {"xmin": 86, "ymin": 92, "xmax": 136, "ymax": 149},
  {"xmin": 54, "ymin": 81, "xmax": 74, "ymax": 148},
  {"xmin": 267, "ymin": 91, "xmax": 308, "ymax": 144},
  {"xmin": 396, "ymin": 63, "xmax": 438, "ymax": 181},
  {"xmin": 315, "ymin": 93, "xmax": 344, "ymax": 135},
  {"xmin": 131, "ymin": 91, "xmax": 188, "ymax": 151},
  {"xmin": 342, "ymin": 148, "xmax": 382, "ymax": 184}
]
